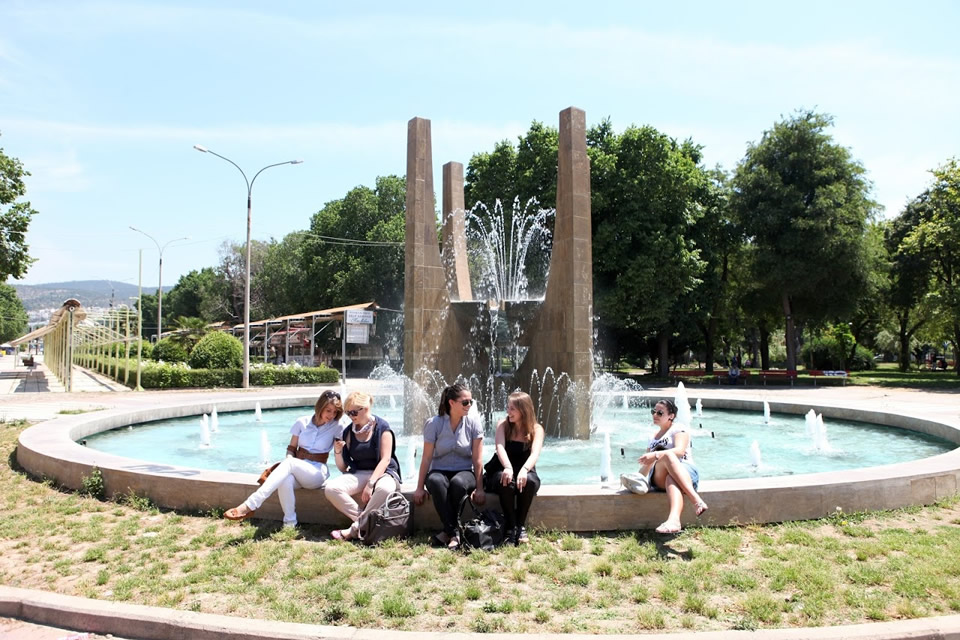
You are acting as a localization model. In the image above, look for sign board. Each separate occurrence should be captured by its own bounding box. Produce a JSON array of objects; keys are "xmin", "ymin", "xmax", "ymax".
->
[
  {"xmin": 345, "ymin": 309, "xmax": 374, "ymax": 324},
  {"xmin": 346, "ymin": 323, "xmax": 369, "ymax": 344}
]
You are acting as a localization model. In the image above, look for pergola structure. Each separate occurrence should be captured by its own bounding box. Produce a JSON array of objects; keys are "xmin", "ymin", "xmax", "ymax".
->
[
  {"xmin": 228, "ymin": 302, "xmax": 380, "ymax": 367},
  {"xmin": 10, "ymin": 299, "xmax": 86, "ymax": 391}
]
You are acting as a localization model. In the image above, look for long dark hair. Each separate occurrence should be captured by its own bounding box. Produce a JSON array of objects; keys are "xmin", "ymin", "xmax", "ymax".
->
[{"xmin": 438, "ymin": 383, "xmax": 468, "ymax": 417}]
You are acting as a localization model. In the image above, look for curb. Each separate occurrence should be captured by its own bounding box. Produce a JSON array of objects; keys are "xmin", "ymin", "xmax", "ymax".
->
[{"xmin": 2, "ymin": 585, "xmax": 960, "ymax": 640}]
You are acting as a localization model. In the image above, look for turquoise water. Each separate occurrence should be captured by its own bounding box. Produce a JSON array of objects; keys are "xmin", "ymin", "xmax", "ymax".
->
[{"xmin": 82, "ymin": 405, "xmax": 955, "ymax": 484}]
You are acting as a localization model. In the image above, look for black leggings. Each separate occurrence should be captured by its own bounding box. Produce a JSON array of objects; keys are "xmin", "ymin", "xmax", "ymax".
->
[
  {"xmin": 425, "ymin": 469, "xmax": 476, "ymax": 535},
  {"xmin": 488, "ymin": 469, "xmax": 540, "ymax": 530}
]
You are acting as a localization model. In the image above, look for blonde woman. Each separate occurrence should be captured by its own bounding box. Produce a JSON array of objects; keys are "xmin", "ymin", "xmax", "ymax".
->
[
  {"xmin": 224, "ymin": 390, "xmax": 342, "ymax": 527},
  {"xmin": 324, "ymin": 392, "xmax": 401, "ymax": 541},
  {"xmin": 486, "ymin": 391, "xmax": 544, "ymax": 544}
]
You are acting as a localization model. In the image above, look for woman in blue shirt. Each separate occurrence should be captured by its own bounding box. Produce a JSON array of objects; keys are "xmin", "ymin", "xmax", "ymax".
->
[{"xmin": 414, "ymin": 383, "xmax": 485, "ymax": 549}]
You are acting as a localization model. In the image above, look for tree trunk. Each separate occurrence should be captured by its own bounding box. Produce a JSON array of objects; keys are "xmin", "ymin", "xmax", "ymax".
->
[
  {"xmin": 897, "ymin": 312, "xmax": 911, "ymax": 372},
  {"xmin": 658, "ymin": 332, "xmax": 670, "ymax": 377},
  {"xmin": 759, "ymin": 326, "xmax": 770, "ymax": 370},
  {"xmin": 781, "ymin": 293, "xmax": 797, "ymax": 371},
  {"xmin": 703, "ymin": 318, "xmax": 717, "ymax": 375},
  {"xmin": 953, "ymin": 321, "xmax": 960, "ymax": 377}
]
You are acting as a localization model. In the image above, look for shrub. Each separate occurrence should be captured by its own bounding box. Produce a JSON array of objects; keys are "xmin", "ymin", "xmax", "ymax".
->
[
  {"xmin": 189, "ymin": 332, "xmax": 243, "ymax": 369},
  {"xmin": 152, "ymin": 338, "xmax": 188, "ymax": 363},
  {"xmin": 137, "ymin": 362, "xmax": 338, "ymax": 389},
  {"xmin": 81, "ymin": 467, "xmax": 105, "ymax": 500},
  {"xmin": 802, "ymin": 336, "xmax": 876, "ymax": 371}
]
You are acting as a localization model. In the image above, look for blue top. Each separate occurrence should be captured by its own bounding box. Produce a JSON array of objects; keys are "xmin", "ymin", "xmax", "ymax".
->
[
  {"xmin": 340, "ymin": 416, "xmax": 401, "ymax": 483},
  {"xmin": 423, "ymin": 413, "xmax": 484, "ymax": 472}
]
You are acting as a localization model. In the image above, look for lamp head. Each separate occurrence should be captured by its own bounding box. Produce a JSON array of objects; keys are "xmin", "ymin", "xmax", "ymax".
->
[
  {"xmin": 193, "ymin": 144, "xmax": 208, "ymax": 153},
  {"xmin": 291, "ymin": 160, "xmax": 304, "ymax": 165}
]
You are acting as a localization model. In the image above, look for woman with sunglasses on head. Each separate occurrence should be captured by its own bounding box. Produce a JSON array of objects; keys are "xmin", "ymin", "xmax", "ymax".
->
[
  {"xmin": 413, "ymin": 383, "xmax": 485, "ymax": 549},
  {"xmin": 224, "ymin": 390, "xmax": 343, "ymax": 528},
  {"xmin": 325, "ymin": 391, "xmax": 402, "ymax": 541},
  {"xmin": 486, "ymin": 391, "xmax": 544, "ymax": 544},
  {"xmin": 639, "ymin": 399, "xmax": 708, "ymax": 534}
]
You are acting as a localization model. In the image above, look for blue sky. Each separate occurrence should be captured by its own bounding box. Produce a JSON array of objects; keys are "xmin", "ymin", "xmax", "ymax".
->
[{"xmin": 2, "ymin": 1, "xmax": 958, "ymax": 290}]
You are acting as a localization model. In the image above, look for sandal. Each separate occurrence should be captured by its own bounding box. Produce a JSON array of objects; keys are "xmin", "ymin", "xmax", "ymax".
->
[
  {"xmin": 655, "ymin": 521, "xmax": 681, "ymax": 534},
  {"xmin": 516, "ymin": 527, "xmax": 529, "ymax": 544},
  {"xmin": 447, "ymin": 534, "xmax": 460, "ymax": 550},
  {"xmin": 695, "ymin": 501, "xmax": 709, "ymax": 517},
  {"xmin": 330, "ymin": 528, "xmax": 353, "ymax": 541},
  {"xmin": 223, "ymin": 507, "xmax": 255, "ymax": 521}
]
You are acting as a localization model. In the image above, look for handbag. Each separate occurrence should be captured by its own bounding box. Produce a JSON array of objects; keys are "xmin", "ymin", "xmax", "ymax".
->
[
  {"xmin": 357, "ymin": 492, "xmax": 413, "ymax": 545},
  {"xmin": 620, "ymin": 472, "xmax": 650, "ymax": 495},
  {"xmin": 257, "ymin": 462, "xmax": 281, "ymax": 485},
  {"xmin": 457, "ymin": 495, "xmax": 505, "ymax": 551}
]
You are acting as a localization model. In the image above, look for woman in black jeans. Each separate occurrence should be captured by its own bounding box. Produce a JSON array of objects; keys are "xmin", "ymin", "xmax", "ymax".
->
[{"xmin": 486, "ymin": 391, "xmax": 544, "ymax": 544}]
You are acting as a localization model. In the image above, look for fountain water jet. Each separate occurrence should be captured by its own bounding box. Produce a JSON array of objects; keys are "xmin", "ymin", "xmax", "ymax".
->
[
  {"xmin": 199, "ymin": 416, "xmax": 211, "ymax": 448},
  {"xmin": 258, "ymin": 429, "xmax": 270, "ymax": 465},
  {"xmin": 210, "ymin": 406, "xmax": 219, "ymax": 433}
]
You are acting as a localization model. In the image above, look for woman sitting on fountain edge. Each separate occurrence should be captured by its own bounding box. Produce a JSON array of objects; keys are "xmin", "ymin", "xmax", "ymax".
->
[
  {"xmin": 485, "ymin": 391, "xmax": 544, "ymax": 544},
  {"xmin": 325, "ymin": 391, "xmax": 402, "ymax": 541},
  {"xmin": 224, "ymin": 390, "xmax": 343, "ymax": 527},
  {"xmin": 638, "ymin": 399, "xmax": 708, "ymax": 534},
  {"xmin": 414, "ymin": 383, "xmax": 485, "ymax": 550}
]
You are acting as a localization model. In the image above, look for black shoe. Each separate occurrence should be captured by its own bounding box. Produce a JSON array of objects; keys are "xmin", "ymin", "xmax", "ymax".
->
[
  {"xmin": 504, "ymin": 526, "xmax": 517, "ymax": 545},
  {"xmin": 516, "ymin": 526, "xmax": 529, "ymax": 544}
]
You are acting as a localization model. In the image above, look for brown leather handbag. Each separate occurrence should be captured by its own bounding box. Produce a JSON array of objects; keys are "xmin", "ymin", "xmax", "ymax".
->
[{"xmin": 257, "ymin": 462, "xmax": 281, "ymax": 485}]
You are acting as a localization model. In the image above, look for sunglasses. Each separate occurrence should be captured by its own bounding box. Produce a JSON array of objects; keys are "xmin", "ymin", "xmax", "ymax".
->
[
  {"xmin": 346, "ymin": 407, "xmax": 367, "ymax": 417},
  {"xmin": 459, "ymin": 398, "xmax": 473, "ymax": 407},
  {"xmin": 651, "ymin": 409, "xmax": 665, "ymax": 417},
  {"xmin": 321, "ymin": 391, "xmax": 340, "ymax": 400}
]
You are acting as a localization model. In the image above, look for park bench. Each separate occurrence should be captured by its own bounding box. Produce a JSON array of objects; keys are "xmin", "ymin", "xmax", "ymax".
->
[
  {"xmin": 21, "ymin": 355, "xmax": 34, "ymax": 367},
  {"xmin": 668, "ymin": 369, "xmax": 752, "ymax": 385},
  {"xmin": 808, "ymin": 370, "xmax": 849, "ymax": 386},
  {"xmin": 759, "ymin": 370, "xmax": 797, "ymax": 386}
]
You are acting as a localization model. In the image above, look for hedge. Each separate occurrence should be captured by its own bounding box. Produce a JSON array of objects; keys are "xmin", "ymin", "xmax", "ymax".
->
[{"xmin": 78, "ymin": 357, "xmax": 340, "ymax": 389}]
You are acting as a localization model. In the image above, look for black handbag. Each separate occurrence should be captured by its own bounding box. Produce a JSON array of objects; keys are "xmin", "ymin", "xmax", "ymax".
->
[
  {"xmin": 457, "ymin": 495, "xmax": 505, "ymax": 551},
  {"xmin": 357, "ymin": 492, "xmax": 413, "ymax": 545}
]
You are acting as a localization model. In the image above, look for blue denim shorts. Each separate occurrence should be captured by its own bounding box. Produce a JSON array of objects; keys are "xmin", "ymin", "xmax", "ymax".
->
[{"xmin": 648, "ymin": 461, "xmax": 700, "ymax": 492}]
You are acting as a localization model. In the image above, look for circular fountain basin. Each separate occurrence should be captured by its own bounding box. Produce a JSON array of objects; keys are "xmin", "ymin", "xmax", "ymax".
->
[
  {"xmin": 81, "ymin": 405, "xmax": 954, "ymax": 483},
  {"xmin": 17, "ymin": 393, "xmax": 960, "ymax": 531}
]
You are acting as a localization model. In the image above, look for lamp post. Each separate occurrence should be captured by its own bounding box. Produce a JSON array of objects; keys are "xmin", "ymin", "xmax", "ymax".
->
[
  {"xmin": 193, "ymin": 145, "xmax": 303, "ymax": 389},
  {"xmin": 130, "ymin": 227, "xmax": 188, "ymax": 344}
]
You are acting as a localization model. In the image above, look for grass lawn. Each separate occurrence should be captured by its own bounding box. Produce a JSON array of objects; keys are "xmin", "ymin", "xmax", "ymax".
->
[{"xmin": 3, "ymin": 418, "xmax": 960, "ymax": 633}]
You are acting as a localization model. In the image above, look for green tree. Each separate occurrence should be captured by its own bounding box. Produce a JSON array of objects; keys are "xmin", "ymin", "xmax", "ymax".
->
[
  {"xmin": 592, "ymin": 126, "xmax": 709, "ymax": 376},
  {"xmin": 901, "ymin": 159, "xmax": 960, "ymax": 374},
  {"xmin": 164, "ymin": 268, "xmax": 231, "ymax": 323},
  {"xmin": 300, "ymin": 175, "xmax": 406, "ymax": 312},
  {"xmin": 0, "ymin": 283, "xmax": 28, "ymax": 343},
  {"xmin": 0, "ymin": 133, "xmax": 38, "ymax": 280},
  {"xmin": 731, "ymin": 110, "xmax": 877, "ymax": 371},
  {"xmin": 884, "ymin": 204, "xmax": 932, "ymax": 371},
  {"xmin": 167, "ymin": 316, "xmax": 211, "ymax": 354},
  {"xmin": 255, "ymin": 232, "xmax": 312, "ymax": 318},
  {"xmin": 188, "ymin": 331, "xmax": 243, "ymax": 369}
]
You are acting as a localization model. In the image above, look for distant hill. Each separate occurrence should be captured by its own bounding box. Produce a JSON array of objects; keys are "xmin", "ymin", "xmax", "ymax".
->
[{"xmin": 11, "ymin": 280, "xmax": 172, "ymax": 311}]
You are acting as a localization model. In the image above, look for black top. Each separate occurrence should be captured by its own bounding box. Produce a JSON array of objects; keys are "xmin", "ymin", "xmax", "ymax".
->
[
  {"xmin": 504, "ymin": 439, "xmax": 535, "ymax": 472},
  {"xmin": 341, "ymin": 416, "xmax": 401, "ymax": 483}
]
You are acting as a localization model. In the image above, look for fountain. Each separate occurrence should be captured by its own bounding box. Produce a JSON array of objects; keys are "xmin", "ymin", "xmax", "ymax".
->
[
  {"xmin": 696, "ymin": 398, "xmax": 703, "ymax": 417},
  {"xmin": 199, "ymin": 415, "xmax": 211, "ymax": 448},
  {"xmin": 404, "ymin": 108, "xmax": 593, "ymax": 439},
  {"xmin": 254, "ymin": 402, "xmax": 262, "ymax": 422},
  {"xmin": 211, "ymin": 406, "xmax": 219, "ymax": 432},
  {"xmin": 599, "ymin": 431, "xmax": 612, "ymax": 486},
  {"xmin": 750, "ymin": 440, "xmax": 762, "ymax": 469},
  {"xmin": 763, "ymin": 401, "xmax": 771, "ymax": 424},
  {"xmin": 259, "ymin": 429, "xmax": 270, "ymax": 466}
]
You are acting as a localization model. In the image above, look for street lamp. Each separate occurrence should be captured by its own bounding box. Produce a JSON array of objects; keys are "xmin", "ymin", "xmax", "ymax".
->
[
  {"xmin": 129, "ymin": 227, "xmax": 188, "ymax": 343},
  {"xmin": 193, "ymin": 144, "xmax": 303, "ymax": 389}
]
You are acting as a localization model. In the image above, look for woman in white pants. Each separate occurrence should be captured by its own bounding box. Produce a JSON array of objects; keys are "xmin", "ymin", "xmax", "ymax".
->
[
  {"xmin": 224, "ymin": 390, "xmax": 343, "ymax": 527},
  {"xmin": 325, "ymin": 391, "xmax": 402, "ymax": 541}
]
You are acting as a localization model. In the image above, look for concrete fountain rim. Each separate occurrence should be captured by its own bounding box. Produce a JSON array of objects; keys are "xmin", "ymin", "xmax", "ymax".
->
[{"xmin": 15, "ymin": 390, "xmax": 960, "ymax": 530}]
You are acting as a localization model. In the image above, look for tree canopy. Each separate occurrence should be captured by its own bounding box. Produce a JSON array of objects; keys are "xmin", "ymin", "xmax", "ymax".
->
[{"xmin": 0, "ymin": 133, "xmax": 38, "ymax": 280}]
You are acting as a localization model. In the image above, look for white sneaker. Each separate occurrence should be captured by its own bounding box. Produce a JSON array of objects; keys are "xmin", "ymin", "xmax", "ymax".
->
[{"xmin": 621, "ymin": 473, "xmax": 649, "ymax": 495}]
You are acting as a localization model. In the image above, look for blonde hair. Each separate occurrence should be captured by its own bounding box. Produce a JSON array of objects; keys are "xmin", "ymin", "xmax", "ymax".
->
[
  {"xmin": 345, "ymin": 391, "xmax": 373, "ymax": 411},
  {"xmin": 506, "ymin": 391, "xmax": 538, "ymax": 444}
]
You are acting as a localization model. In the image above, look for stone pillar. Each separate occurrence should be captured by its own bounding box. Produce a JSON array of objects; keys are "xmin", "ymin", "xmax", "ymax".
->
[
  {"xmin": 519, "ymin": 107, "xmax": 593, "ymax": 438},
  {"xmin": 441, "ymin": 162, "xmax": 472, "ymax": 302}
]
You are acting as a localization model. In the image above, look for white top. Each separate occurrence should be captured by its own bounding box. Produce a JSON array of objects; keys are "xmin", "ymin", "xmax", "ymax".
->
[
  {"xmin": 648, "ymin": 422, "xmax": 693, "ymax": 462},
  {"xmin": 290, "ymin": 415, "xmax": 340, "ymax": 467}
]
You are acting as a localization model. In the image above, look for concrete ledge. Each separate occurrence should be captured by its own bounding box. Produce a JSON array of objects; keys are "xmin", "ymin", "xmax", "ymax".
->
[
  {"xmin": 16, "ymin": 393, "xmax": 960, "ymax": 530},
  {"xmin": 3, "ymin": 585, "xmax": 960, "ymax": 640}
]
